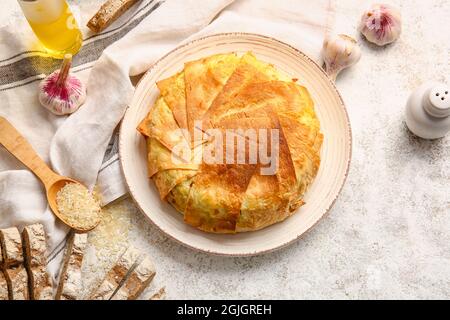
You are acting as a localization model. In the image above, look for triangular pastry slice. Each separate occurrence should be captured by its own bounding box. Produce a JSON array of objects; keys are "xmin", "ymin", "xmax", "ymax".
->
[
  {"xmin": 201, "ymin": 52, "xmax": 292, "ymax": 128},
  {"xmin": 166, "ymin": 178, "xmax": 194, "ymax": 214},
  {"xmin": 203, "ymin": 81, "xmax": 305, "ymax": 127},
  {"xmin": 139, "ymin": 97, "xmax": 188, "ymax": 154},
  {"xmin": 147, "ymin": 138, "xmax": 198, "ymax": 178},
  {"xmin": 153, "ymin": 169, "xmax": 197, "ymax": 200},
  {"xmin": 157, "ymin": 71, "xmax": 188, "ymax": 132},
  {"xmin": 184, "ymin": 53, "xmax": 240, "ymax": 144}
]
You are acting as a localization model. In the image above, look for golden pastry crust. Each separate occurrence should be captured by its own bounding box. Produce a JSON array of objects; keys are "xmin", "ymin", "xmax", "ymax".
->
[
  {"xmin": 153, "ymin": 169, "xmax": 197, "ymax": 200},
  {"xmin": 147, "ymin": 138, "xmax": 198, "ymax": 178},
  {"xmin": 157, "ymin": 72, "xmax": 188, "ymax": 133},
  {"xmin": 184, "ymin": 53, "xmax": 240, "ymax": 144},
  {"xmin": 137, "ymin": 52, "xmax": 323, "ymax": 233}
]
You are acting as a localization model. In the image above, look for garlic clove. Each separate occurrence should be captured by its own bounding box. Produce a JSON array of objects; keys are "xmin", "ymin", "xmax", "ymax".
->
[
  {"xmin": 39, "ymin": 54, "xmax": 86, "ymax": 116},
  {"xmin": 322, "ymin": 34, "xmax": 362, "ymax": 81},
  {"xmin": 358, "ymin": 3, "xmax": 402, "ymax": 46}
]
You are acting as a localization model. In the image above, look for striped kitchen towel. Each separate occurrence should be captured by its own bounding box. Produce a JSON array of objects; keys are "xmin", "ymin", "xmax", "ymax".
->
[
  {"xmin": 0, "ymin": 0, "xmax": 170, "ymax": 280},
  {"xmin": 0, "ymin": 0, "xmax": 163, "ymax": 207},
  {"xmin": 0, "ymin": 0, "xmax": 333, "ymax": 281}
]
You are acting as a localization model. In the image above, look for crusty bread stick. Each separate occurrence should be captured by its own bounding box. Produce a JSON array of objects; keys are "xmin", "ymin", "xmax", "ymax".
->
[{"xmin": 87, "ymin": 0, "xmax": 140, "ymax": 33}]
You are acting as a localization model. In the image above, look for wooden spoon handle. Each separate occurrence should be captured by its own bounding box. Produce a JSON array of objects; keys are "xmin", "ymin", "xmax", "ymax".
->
[{"xmin": 0, "ymin": 116, "xmax": 59, "ymax": 187}]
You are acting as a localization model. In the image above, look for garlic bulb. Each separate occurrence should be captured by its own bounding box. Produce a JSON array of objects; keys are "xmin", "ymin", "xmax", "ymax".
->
[
  {"xmin": 322, "ymin": 34, "xmax": 362, "ymax": 81},
  {"xmin": 358, "ymin": 3, "xmax": 402, "ymax": 46},
  {"xmin": 39, "ymin": 54, "xmax": 86, "ymax": 115}
]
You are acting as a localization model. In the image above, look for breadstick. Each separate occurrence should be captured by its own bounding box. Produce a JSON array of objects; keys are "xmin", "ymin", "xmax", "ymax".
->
[{"xmin": 87, "ymin": 0, "xmax": 140, "ymax": 33}]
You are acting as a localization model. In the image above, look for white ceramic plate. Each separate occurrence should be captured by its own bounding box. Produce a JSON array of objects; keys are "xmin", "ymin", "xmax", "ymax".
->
[{"xmin": 119, "ymin": 33, "xmax": 352, "ymax": 256}]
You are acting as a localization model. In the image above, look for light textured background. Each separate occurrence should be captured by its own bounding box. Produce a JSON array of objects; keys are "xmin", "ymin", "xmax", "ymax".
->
[{"xmin": 2, "ymin": 0, "xmax": 449, "ymax": 299}]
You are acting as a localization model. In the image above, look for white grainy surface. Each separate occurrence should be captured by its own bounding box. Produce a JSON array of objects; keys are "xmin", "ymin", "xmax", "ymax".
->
[{"xmin": 2, "ymin": 0, "xmax": 449, "ymax": 299}]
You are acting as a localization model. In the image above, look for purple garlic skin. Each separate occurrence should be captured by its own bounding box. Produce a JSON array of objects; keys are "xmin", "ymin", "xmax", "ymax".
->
[
  {"xmin": 358, "ymin": 3, "xmax": 402, "ymax": 46},
  {"xmin": 39, "ymin": 72, "xmax": 86, "ymax": 115},
  {"xmin": 38, "ymin": 54, "xmax": 86, "ymax": 116}
]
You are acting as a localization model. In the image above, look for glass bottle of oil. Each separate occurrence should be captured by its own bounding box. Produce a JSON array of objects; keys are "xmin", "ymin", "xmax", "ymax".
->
[{"xmin": 18, "ymin": 0, "xmax": 83, "ymax": 58}]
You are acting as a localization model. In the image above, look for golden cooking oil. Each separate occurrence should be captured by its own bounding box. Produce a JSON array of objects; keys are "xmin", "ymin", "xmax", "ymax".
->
[{"xmin": 18, "ymin": 0, "xmax": 83, "ymax": 58}]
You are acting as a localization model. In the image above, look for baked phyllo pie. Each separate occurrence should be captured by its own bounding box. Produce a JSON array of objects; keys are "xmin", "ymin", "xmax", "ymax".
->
[{"xmin": 137, "ymin": 52, "xmax": 323, "ymax": 234}]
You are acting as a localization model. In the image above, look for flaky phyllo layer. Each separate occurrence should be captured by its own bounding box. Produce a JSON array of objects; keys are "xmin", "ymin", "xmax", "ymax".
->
[{"xmin": 137, "ymin": 52, "xmax": 323, "ymax": 233}]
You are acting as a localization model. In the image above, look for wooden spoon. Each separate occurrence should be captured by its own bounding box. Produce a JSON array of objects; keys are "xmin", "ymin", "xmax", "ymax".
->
[{"xmin": 0, "ymin": 116, "xmax": 99, "ymax": 233}]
